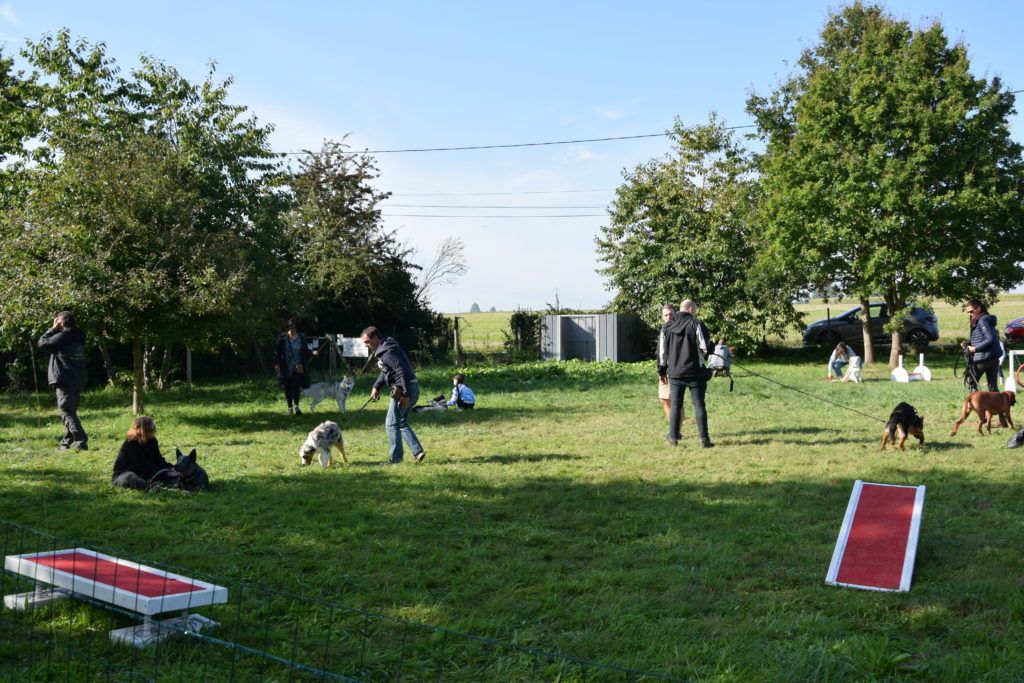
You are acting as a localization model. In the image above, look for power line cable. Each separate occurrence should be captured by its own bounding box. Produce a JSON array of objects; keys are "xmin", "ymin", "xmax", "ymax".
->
[
  {"xmin": 278, "ymin": 125, "xmax": 758, "ymax": 155},
  {"xmin": 280, "ymin": 132, "xmax": 672, "ymax": 155},
  {"xmin": 382, "ymin": 213, "xmax": 604, "ymax": 218},
  {"xmin": 384, "ymin": 203, "xmax": 605, "ymax": 209},
  {"xmin": 391, "ymin": 189, "xmax": 613, "ymax": 196},
  {"xmin": 279, "ymin": 90, "xmax": 1024, "ymax": 157}
]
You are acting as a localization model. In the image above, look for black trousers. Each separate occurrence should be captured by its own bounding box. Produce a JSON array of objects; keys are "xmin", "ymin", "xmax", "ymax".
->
[
  {"xmin": 55, "ymin": 386, "xmax": 87, "ymax": 447},
  {"xmin": 974, "ymin": 358, "xmax": 1001, "ymax": 392},
  {"xmin": 284, "ymin": 373, "xmax": 302, "ymax": 407}
]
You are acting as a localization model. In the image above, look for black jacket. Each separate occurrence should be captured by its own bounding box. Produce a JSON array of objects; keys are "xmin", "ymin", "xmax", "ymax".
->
[
  {"xmin": 112, "ymin": 438, "xmax": 173, "ymax": 480},
  {"xmin": 372, "ymin": 337, "xmax": 417, "ymax": 396},
  {"xmin": 274, "ymin": 332, "xmax": 313, "ymax": 383},
  {"xmin": 658, "ymin": 311, "xmax": 712, "ymax": 380},
  {"xmin": 37, "ymin": 327, "xmax": 88, "ymax": 389}
]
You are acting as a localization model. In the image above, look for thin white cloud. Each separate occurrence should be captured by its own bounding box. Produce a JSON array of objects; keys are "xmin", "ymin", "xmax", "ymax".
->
[
  {"xmin": 595, "ymin": 105, "xmax": 629, "ymax": 120},
  {"xmin": 0, "ymin": 4, "xmax": 19, "ymax": 26},
  {"xmin": 554, "ymin": 145, "xmax": 609, "ymax": 163}
]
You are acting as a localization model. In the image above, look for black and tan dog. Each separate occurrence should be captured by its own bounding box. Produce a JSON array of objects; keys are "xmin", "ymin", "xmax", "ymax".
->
[
  {"xmin": 949, "ymin": 391, "xmax": 1016, "ymax": 435},
  {"xmin": 881, "ymin": 402, "xmax": 925, "ymax": 451}
]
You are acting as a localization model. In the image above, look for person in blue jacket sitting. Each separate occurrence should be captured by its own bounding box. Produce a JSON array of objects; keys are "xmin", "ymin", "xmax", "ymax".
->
[{"xmin": 447, "ymin": 374, "xmax": 476, "ymax": 410}]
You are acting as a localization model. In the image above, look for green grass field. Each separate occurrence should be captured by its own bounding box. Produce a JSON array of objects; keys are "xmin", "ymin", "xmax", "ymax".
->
[
  {"xmin": 447, "ymin": 311, "xmax": 512, "ymax": 353},
  {"xmin": 2, "ymin": 353, "xmax": 1023, "ymax": 680},
  {"xmin": 449, "ymin": 294, "xmax": 1024, "ymax": 353}
]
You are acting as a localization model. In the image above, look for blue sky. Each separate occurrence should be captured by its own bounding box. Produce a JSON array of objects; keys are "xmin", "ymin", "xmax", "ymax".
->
[{"xmin": 5, "ymin": 2, "xmax": 1022, "ymax": 312}]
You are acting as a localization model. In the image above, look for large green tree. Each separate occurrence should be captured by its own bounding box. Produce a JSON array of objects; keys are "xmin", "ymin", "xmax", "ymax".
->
[
  {"xmin": 748, "ymin": 2, "xmax": 1024, "ymax": 365},
  {"xmin": 286, "ymin": 141, "xmax": 450, "ymax": 357},
  {"xmin": 596, "ymin": 115, "xmax": 801, "ymax": 352},
  {"xmin": 0, "ymin": 31, "xmax": 288, "ymax": 411}
]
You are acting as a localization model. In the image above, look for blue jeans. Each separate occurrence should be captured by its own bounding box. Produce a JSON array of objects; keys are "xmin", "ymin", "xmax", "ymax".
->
[
  {"xmin": 668, "ymin": 377, "xmax": 708, "ymax": 443},
  {"xmin": 385, "ymin": 383, "xmax": 422, "ymax": 462},
  {"xmin": 830, "ymin": 360, "xmax": 848, "ymax": 379}
]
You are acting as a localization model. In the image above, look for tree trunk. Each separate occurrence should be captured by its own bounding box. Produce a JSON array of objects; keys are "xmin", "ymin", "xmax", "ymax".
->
[
  {"xmin": 142, "ymin": 343, "xmax": 157, "ymax": 390},
  {"xmin": 132, "ymin": 336, "xmax": 145, "ymax": 415},
  {"xmin": 859, "ymin": 296, "xmax": 875, "ymax": 365},
  {"xmin": 885, "ymin": 291, "xmax": 905, "ymax": 369},
  {"xmin": 97, "ymin": 339, "xmax": 118, "ymax": 388},
  {"xmin": 157, "ymin": 344, "xmax": 174, "ymax": 389}
]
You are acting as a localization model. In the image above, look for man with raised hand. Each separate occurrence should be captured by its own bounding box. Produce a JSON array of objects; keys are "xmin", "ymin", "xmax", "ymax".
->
[{"xmin": 38, "ymin": 311, "xmax": 89, "ymax": 451}]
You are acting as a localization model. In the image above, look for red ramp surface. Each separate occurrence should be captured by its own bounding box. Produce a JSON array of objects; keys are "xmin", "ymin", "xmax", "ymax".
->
[{"xmin": 826, "ymin": 481, "xmax": 925, "ymax": 592}]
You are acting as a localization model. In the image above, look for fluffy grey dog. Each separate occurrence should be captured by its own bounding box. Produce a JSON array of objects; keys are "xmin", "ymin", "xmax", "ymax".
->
[
  {"xmin": 299, "ymin": 421, "xmax": 347, "ymax": 468},
  {"xmin": 301, "ymin": 376, "xmax": 355, "ymax": 412}
]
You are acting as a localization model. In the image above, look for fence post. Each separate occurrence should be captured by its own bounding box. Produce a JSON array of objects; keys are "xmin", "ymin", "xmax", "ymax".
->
[
  {"xmin": 329, "ymin": 334, "xmax": 338, "ymax": 375},
  {"xmin": 186, "ymin": 348, "xmax": 192, "ymax": 390},
  {"xmin": 454, "ymin": 317, "xmax": 463, "ymax": 366}
]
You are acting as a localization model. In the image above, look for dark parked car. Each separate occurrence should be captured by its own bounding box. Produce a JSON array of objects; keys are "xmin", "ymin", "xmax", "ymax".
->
[
  {"xmin": 802, "ymin": 303, "xmax": 939, "ymax": 349},
  {"xmin": 1006, "ymin": 316, "xmax": 1024, "ymax": 343}
]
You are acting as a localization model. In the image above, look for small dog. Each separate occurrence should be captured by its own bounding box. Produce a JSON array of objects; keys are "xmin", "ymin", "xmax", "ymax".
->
[
  {"xmin": 841, "ymin": 356, "xmax": 862, "ymax": 383},
  {"xmin": 173, "ymin": 448, "xmax": 209, "ymax": 491},
  {"xmin": 301, "ymin": 376, "xmax": 355, "ymax": 413},
  {"xmin": 950, "ymin": 391, "xmax": 1017, "ymax": 435},
  {"xmin": 299, "ymin": 421, "xmax": 347, "ymax": 468},
  {"xmin": 881, "ymin": 402, "xmax": 925, "ymax": 450}
]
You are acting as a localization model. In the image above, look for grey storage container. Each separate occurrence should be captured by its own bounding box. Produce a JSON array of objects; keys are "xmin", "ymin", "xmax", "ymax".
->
[{"xmin": 540, "ymin": 314, "xmax": 645, "ymax": 362}]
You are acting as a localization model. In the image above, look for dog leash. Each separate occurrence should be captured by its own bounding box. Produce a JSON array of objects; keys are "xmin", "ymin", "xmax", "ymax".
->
[
  {"xmin": 353, "ymin": 396, "xmax": 375, "ymax": 413},
  {"xmin": 727, "ymin": 359, "xmax": 887, "ymax": 424},
  {"xmin": 953, "ymin": 346, "xmax": 980, "ymax": 392},
  {"xmin": 698, "ymin": 301, "xmax": 886, "ymax": 423}
]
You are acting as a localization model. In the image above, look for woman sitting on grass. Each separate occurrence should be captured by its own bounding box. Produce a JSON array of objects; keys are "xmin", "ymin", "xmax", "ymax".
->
[{"xmin": 111, "ymin": 416, "xmax": 180, "ymax": 490}]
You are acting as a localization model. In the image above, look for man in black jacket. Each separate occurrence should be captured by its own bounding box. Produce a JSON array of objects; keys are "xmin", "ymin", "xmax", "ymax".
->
[
  {"xmin": 37, "ymin": 311, "xmax": 89, "ymax": 450},
  {"xmin": 658, "ymin": 300, "xmax": 714, "ymax": 448},
  {"xmin": 361, "ymin": 326, "xmax": 425, "ymax": 464}
]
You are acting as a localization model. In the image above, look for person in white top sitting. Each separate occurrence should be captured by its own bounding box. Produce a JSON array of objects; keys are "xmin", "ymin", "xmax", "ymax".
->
[
  {"xmin": 826, "ymin": 341, "xmax": 850, "ymax": 381},
  {"xmin": 447, "ymin": 374, "xmax": 476, "ymax": 410}
]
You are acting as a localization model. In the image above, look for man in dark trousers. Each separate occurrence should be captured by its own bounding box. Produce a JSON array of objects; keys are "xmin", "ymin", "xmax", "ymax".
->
[
  {"xmin": 37, "ymin": 311, "xmax": 89, "ymax": 450},
  {"xmin": 658, "ymin": 299, "xmax": 714, "ymax": 448},
  {"xmin": 360, "ymin": 326, "xmax": 425, "ymax": 464}
]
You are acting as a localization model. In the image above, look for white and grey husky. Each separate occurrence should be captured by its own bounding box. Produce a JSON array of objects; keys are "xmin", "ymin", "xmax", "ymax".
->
[{"xmin": 301, "ymin": 376, "xmax": 355, "ymax": 413}]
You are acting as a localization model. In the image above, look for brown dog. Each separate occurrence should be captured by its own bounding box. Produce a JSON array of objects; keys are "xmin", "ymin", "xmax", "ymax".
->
[{"xmin": 949, "ymin": 391, "xmax": 1016, "ymax": 435}]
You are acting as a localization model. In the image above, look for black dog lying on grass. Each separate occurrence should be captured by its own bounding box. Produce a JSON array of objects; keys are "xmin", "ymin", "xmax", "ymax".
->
[
  {"xmin": 881, "ymin": 402, "xmax": 925, "ymax": 451},
  {"xmin": 171, "ymin": 448, "xmax": 209, "ymax": 491}
]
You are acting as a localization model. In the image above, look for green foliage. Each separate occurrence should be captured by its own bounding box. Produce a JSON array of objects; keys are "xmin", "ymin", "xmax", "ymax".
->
[
  {"xmin": 286, "ymin": 140, "xmax": 446, "ymax": 349},
  {"xmin": 502, "ymin": 307, "xmax": 542, "ymax": 360},
  {"xmin": 0, "ymin": 30, "xmax": 291, "ymax": 410},
  {"xmin": 596, "ymin": 115, "xmax": 802, "ymax": 353},
  {"xmin": 748, "ymin": 2, "xmax": 1024, "ymax": 362}
]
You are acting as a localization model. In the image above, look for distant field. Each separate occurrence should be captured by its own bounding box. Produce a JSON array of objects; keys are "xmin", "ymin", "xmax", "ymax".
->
[
  {"xmin": 450, "ymin": 294, "xmax": 1024, "ymax": 353},
  {"xmin": 445, "ymin": 311, "xmax": 511, "ymax": 352}
]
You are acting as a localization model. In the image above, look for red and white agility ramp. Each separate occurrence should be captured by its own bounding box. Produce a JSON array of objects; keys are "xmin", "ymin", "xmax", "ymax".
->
[
  {"xmin": 826, "ymin": 481, "xmax": 925, "ymax": 592},
  {"xmin": 4, "ymin": 547, "xmax": 228, "ymax": 646}
]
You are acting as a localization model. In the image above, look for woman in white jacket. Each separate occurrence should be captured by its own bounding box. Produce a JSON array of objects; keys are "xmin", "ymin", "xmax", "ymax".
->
[{"xmin": 827, "ymin": 342, "xmax": 849, "ymax": 381}]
